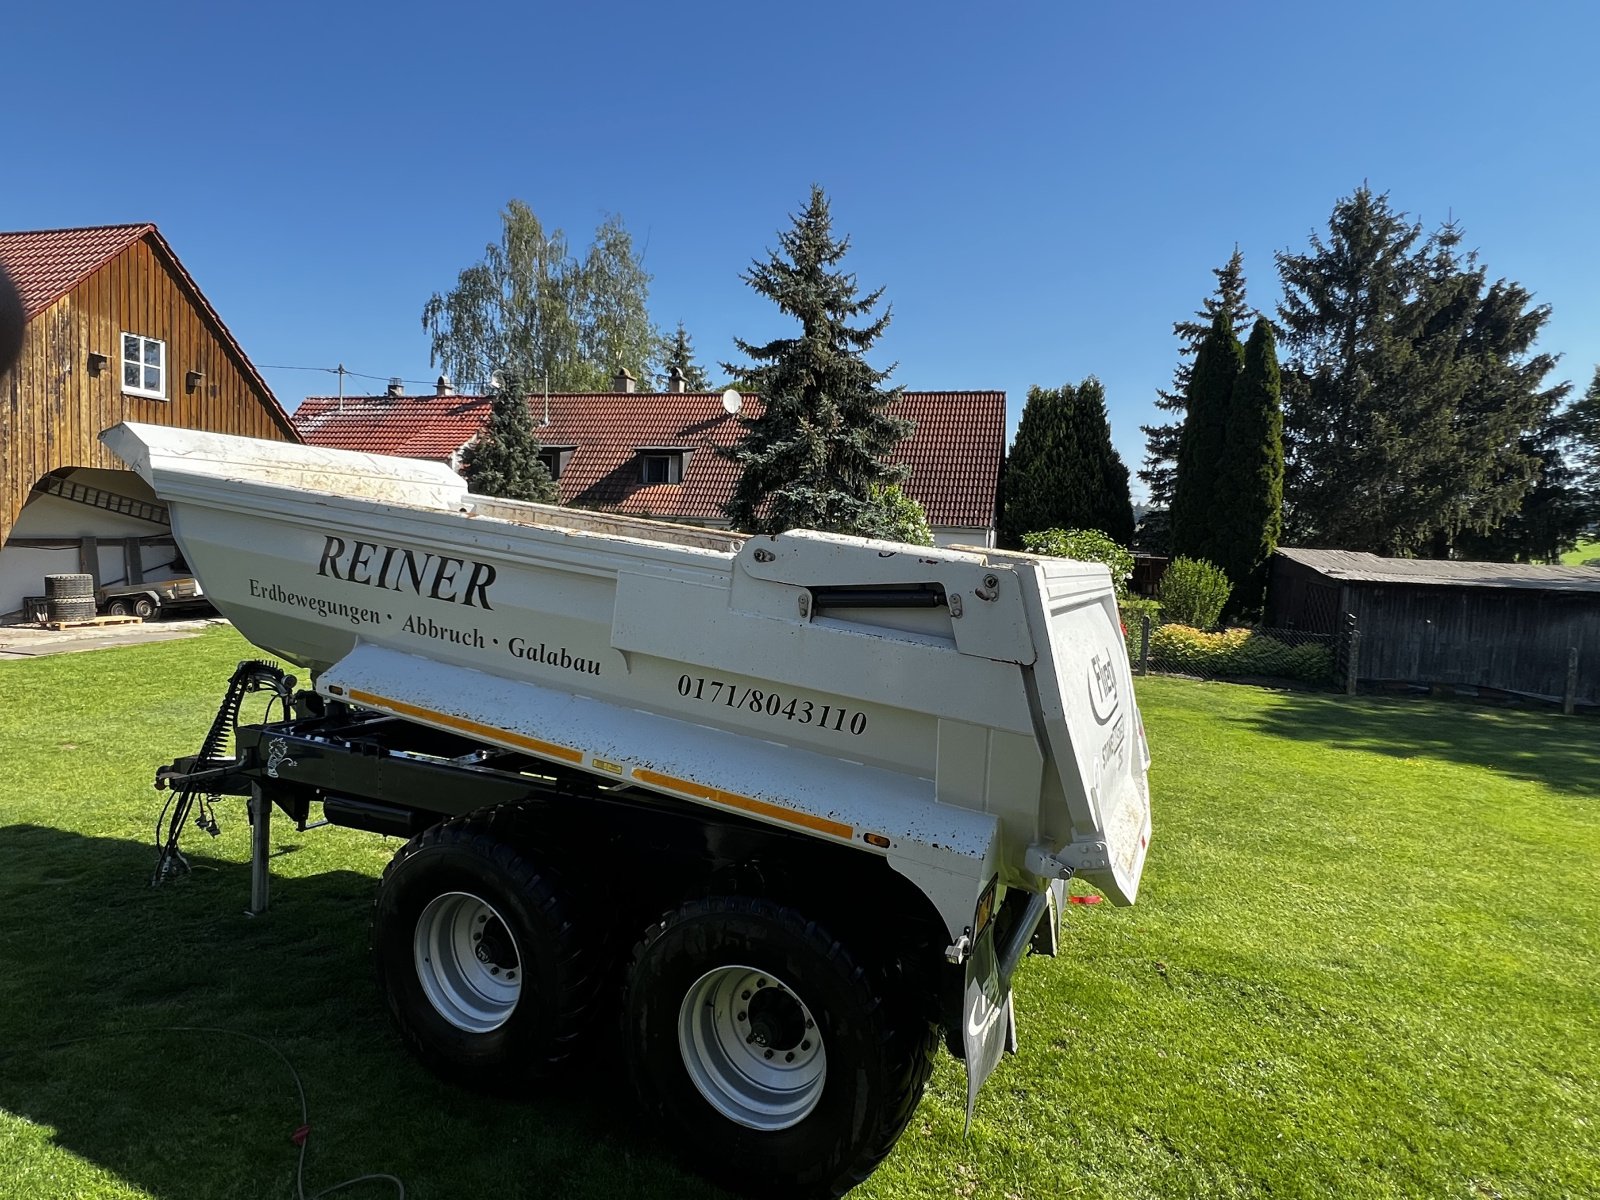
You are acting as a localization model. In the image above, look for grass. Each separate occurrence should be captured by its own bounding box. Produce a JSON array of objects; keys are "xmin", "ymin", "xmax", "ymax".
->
[
  {"xmin": 1561, "ymin": 537, "xmax": 1600, "ymax": 567},
  {"xmin": 1, "ymin": 628, "xmax": 1596, "ymax": 1199}
]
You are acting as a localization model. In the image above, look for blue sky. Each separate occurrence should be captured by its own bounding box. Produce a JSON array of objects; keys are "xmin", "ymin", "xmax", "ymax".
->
[{"xmin": 7, "ymin": 1, "xmax": 1597, "ymax": 500}]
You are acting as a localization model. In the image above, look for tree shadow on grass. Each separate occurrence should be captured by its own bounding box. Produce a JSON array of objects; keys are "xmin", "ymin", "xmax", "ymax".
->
[
  {"xmin": 1241, "ymin": 692, "xmax": 1600, "ymax": 800},
  {"xmin": 0, "ymin": 824, "xmax": 724, "ymax": 1200}
]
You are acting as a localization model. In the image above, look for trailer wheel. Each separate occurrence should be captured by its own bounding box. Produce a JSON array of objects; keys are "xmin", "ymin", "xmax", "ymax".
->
[
  {"xmin": 624, "ymin": 896, "xmax": 937, "ymax": 1198},
  {"xmin": 133, "ymin": 596, "xmax": 157, "ymax": 619},
  {"xmin": 106, "ymin": 598, "xmax": 131, "ymax": 617},
  {"xmin": 372, "ymin": 813, "xmax": 592, "ymax": 1088}
]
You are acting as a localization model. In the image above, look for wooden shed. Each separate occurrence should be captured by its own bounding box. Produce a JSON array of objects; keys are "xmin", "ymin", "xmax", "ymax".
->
[
  {"xmin": 1267, "ymin": 547, "xmax": 1600, "ymax": 706},
  {"xmin": 0, "ymin": 224, "xmax": 298, "ymax": 616}
]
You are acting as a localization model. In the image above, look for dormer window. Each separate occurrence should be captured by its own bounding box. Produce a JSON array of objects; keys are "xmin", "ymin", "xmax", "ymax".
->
[
  {"xmin": 539, "ymin": 446, "xmax": 576, "ymax": 481},
  {"xmin": 121, "ymin": 332, "xmax": 166, "ymax": 400},
  {"xmin": 636, "ymin": 447, "xmax": 692, "ymax": 484}
]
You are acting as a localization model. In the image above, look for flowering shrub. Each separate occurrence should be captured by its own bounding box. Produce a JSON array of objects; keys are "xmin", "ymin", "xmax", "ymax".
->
[
  {"xmin": 1149, "ymin": 624, "xmax": 1334, "ymax": 684},
  {"xmin": 1022, "ymin": 529, "xmax": 1134, "ymax": 600}
]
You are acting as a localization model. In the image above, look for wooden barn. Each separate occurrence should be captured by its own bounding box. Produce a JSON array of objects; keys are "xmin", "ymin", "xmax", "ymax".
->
[
  {"xmin": 1267, "ymin": 547, "xmax": 1600, "ymax": 707},
  {"xmin": 0, "ymin": 224, "xmax": 298, "ymax": 617}
]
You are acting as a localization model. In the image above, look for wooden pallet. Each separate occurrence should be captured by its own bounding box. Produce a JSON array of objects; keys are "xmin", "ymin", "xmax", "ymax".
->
[{"xmin": 40, "ymin": 615, "xmax": 145, "ymax": 630}]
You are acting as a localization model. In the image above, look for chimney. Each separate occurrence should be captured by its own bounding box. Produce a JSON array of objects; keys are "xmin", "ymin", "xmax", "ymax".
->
[
  {"xmin": 435, "ymin": 373, "xmax": 454, "ymax": 397},
  {"xmin": 386, "ymin": 376, "xmax": 405, "ymax": 398},
  {"xmin": 612, "ymin": 367, "xmax": 636, "ymax": 394},
  {"xmin": 667, "ymin": 365, "xmax": 686, "ymax": 394}
]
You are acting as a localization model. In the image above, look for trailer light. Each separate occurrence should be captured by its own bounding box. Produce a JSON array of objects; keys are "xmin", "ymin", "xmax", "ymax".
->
[
  {"xmin": 974, "ymin": 876, "xmax": 999, "ymax": 937},
  {"xmin": 863, "ymin": 832, "xmax": 891, "ymax": 848}
]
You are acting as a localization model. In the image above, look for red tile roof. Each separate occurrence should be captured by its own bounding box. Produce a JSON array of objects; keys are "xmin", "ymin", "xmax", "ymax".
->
[
  {"xmin": 0, "ymin": 224, "xmax": 152, "ymax": 317},
  {"xmin": 294, "ymin": 389, "xmax": 1005, "ymax": 530}
]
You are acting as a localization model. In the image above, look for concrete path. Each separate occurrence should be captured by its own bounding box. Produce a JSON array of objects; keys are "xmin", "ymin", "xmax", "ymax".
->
[{"xmin": 0, "ymin": 616, "xmax": 228, "ymax": 660}]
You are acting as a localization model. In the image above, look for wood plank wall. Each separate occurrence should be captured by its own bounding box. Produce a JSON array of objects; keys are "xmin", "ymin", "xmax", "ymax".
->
[
  {"xmin": 0, "ymin": 236, "xmax": 297, "ymax": 543},
  {"xmin": 1353, "ymin": 585, "xmax": 1597, "ymax": 704}
]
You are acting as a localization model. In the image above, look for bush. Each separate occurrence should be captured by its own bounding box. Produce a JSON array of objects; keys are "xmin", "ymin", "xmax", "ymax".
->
[
  {"xmin": 1148, "ymin": 624, "xmax": 1333, "ymax": 684},
  {"xmin": 863, "ymin": 484, "xmax": 934, "ymax": 545},
  {"xmin": 1159, "ymin": 557, "xmax": 1231, "ymax": 628},
  {"xmin": 1119, "ymin": 597, "xmax": 1161, "ymax": 638},
  {"xmin": 1023, "ymin": 528, "xmax": 1134, "ymax": 599}
]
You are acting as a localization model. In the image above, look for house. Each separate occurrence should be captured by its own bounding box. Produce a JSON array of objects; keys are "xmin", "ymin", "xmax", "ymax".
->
[
  {"xmin": 293, "ymin": 373, "xmax": 1006, "ymax": 548},
  {"xmin": 1267, "ymin": 547, "xmax": 1600, "ymax": 706},
  {"xmin": 0, "ymin": 224, "xmax": 299, "ymax": 618}
]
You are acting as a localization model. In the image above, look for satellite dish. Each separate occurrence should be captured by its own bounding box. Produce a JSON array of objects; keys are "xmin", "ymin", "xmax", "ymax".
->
[
  {"xmin": 721, "ymin": 388, "xmax": 743, "ymax": 415},
  {"xmin": 489, "ymin": 369, "xmax": 505, "ymax": 390}
]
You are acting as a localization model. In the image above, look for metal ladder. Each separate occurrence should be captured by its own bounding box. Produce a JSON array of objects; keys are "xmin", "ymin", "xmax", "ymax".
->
[{"xmin": 32, "ymin": 475, "xmax": 170, "ymax": 525}]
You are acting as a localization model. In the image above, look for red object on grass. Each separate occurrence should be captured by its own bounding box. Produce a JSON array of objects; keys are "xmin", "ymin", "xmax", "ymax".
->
[
  {"xmin": 291, "ymin": 1124, "xmax": 311, "ymax": 1146},
  {"xmin": 1067, "ymin": 894, "xmax": 1103, "ymax": 905}
]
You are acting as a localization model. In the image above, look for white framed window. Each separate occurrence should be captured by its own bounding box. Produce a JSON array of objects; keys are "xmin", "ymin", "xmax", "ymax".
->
[
  {"xmin": 121, "ymin": 332, "xmax": 166, "ymax": 399},
  {"xmin": 637, "ymin": 448, "xmax": 690, "ymax": 484}
]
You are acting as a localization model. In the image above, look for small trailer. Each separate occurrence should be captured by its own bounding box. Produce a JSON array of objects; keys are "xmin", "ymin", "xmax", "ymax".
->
[
  {"xmin": 105, "ymin": 421, "xmax": 1152, "ymax": 1198},
  {"xmin": 98, "ymin": 573, "xmax": 208, "ymax": 619}
]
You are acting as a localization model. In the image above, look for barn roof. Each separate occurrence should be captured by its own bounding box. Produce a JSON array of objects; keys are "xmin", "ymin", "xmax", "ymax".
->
[
  {"xmin": 0, "ymin": 224, "xmax": 153, "ymax": 317},
  {"xmin": 293, "ymin": 389, "xmax": 1005, "ymax": 530},
  {"xmin": 1276, "ymin": 547, "xmax": 1600, "ymax": 594}
]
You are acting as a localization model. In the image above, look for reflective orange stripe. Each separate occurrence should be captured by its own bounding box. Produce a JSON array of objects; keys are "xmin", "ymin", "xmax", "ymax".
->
[
  {"xmin": 344, "ymin": 688, "xmax": 584, "ymax": 764},
  {"xmin": 632, "ymin": 767, "xmax": 853, "ymax": 841}
]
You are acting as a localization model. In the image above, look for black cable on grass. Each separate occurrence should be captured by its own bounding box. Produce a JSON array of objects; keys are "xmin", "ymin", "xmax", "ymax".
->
[{"xmin": 0, "ymin": 1027, "xmax": 404, "ymax": 1199}]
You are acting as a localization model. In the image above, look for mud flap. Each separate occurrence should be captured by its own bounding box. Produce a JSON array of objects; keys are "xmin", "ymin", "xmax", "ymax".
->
[{"xmin": 961, "ymin": 926, "xmax": 1011, "ymax": 1132}]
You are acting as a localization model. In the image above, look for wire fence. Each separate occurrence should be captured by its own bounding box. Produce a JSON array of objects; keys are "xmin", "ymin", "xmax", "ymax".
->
[{"xmin": 1130, "ymin": 614, "xmax": 1591, "ymax": 714}]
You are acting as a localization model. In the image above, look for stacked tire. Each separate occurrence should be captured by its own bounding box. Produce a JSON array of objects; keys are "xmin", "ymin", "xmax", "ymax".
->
[{"xmin": 44, "ymin": 574, "xmax": 95, "ymax": 624}]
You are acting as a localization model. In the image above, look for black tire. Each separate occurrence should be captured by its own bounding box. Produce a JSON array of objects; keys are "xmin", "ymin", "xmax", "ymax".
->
[
  {"xmin": 133, "ymin": 596, "xmax": 157, "ymax": 619},
  {"xmin": 44, "ymin": 573, "xmax": 94, "ymax": 599},
  {"xmin": 624, "ymin": 896, "xmax": 938, "ymax": 1199},
  {"xmin": 45, "ymin": 597, "xmax": 95, "ymax": 623},
  {"xmin": 371, "ymin": 810, "xmax": 594, "ymax": 1089},
  {"xmin": 106, "ymin": 598, "xmax": 132, "ymax": 617}
]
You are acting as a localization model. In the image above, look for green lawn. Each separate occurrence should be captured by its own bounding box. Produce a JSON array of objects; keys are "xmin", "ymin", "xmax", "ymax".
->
[
  {"xmin": 1, "ymin": 629, "xmax": 1596, "ymax": 1199},
  {"xmin": 1561, "ymin": 537, "xmax": 1600, "ymax": 567}
]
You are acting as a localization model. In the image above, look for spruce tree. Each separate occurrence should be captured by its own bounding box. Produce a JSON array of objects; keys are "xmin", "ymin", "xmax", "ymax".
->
[
  {"xmin": 1212, "ymin": 317, "xmax": 1283, "ymax": 606},
  {"xmin": 1169, "ymin": 312, "xmax": 1243, "ymax": 563},
  {"xmin": 1456, "ymin": 367, "xmax": 1600, "ymax": 561},
  {"xmin": 722, "ymin": 186, "xmax": 909, "ymax": 534},
  {"xmin": 660, "ymin": 321, "xmax": 714, "ymax": 391},
  {"xmin": 460, "ymin": 374, "xmax": 558, "ymax": 503},
  {"xmin": 999, "ymin": 379, "xmax": 1133, "ymax": 546},
  {"xmin": 1277, "ymin": 187, "xmax": 1567, "ymax": 555},
  {"xmin": 1139, "ymin": 248, "xmax": 1251, "ymax": 510}
]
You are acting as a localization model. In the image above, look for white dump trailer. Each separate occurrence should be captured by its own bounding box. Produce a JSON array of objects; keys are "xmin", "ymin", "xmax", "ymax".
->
[{"xmin": 106, "ymin": 421, "xmax": 1151, "ymax": 1198}]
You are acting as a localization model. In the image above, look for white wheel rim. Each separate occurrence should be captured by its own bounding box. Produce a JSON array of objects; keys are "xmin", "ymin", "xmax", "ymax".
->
[
  {"xmin": 677, "ymin": 965, "xmax": 826, "ymax": 1130},
  {"xmin": 413, "ymin": 891, "xmax": 521, "ymax": 1033}
]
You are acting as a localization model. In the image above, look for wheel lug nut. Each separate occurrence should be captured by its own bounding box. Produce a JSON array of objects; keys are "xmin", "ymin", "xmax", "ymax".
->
[
  {"xmin": 756, "ymin": 979, "xmax": 766, "ymax": 988},
  {"xmin": 801, "ymin": 1040, "xmax": 811, "ymax": 1051},
  {"xmin": 741, "ymin": 990, "xmax": 751, "ymax": 1000},
  {"xmin": 490, "ymin": 966, "xmax": 500, "ymax": 975},
  {"xmin": 764, "ymin": 1049, "xmax": 774, "ymax": 1059},
  {"xmin": 785, "ymin": 1052, "xmax": 795, "ymax": 1062},
  {"xmin": 805, "ymin": 1018, "xmax": 814, "ymax": 1029},
  {"xmin": 506, "ymin": 971, "xmax": 516, "ymax": 980},
  {"xmin": 737, "ymin": 1012, "xmax": 746, "ymax": 1021},
  {"xmin": 473, "ymin": 933, "xmax": 482, "ymax": 941}
]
